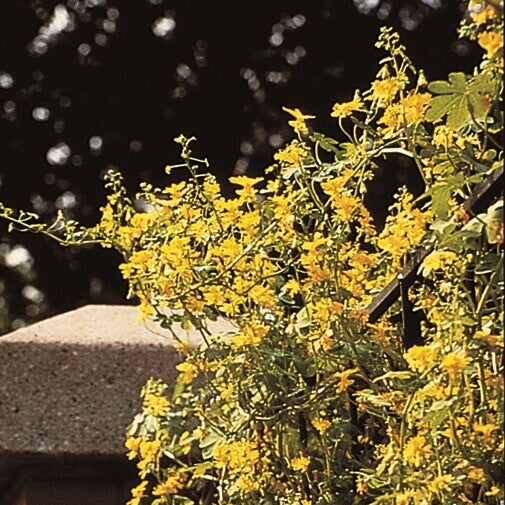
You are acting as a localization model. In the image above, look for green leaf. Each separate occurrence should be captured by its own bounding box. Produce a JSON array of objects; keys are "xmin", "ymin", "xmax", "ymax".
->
[
  {"xmin": 427, "ymin": 80, "xmax": 454, "ymax": 94},
  {"xmin": 282, "ymin": 425, "xmax": 302, "ymax": 459},
  {"xmin": 479, "ymin": 200, "xmax": 504, "ymax": 244},
  {"xmin": 461, "ymin": 217, "xmax": 485, "ymax": 237},
  {"xmin": 430, "ymin": 219, "xmax": 457, "ymax": 238},
  {"xmin": 312, "ymin": 132, "xmax": 340, "ymax": 153},
  {"xmin": 424, "ymin": 397, "xmax": 457, "ymax": 432},
  {"xmin": 475, "ymin": 252, "xmax": 500, "ymax": 275},
  {"xmin": 430, "ymin": 184, "xmax": 453, "ymax": 219},
  {"xmin": 448, "ymin": 72, "xmax": 467, "ymax": 92},
  {"xmin": 200, "ymin": 429, "xmax": 224, "ymax": 459},
  {"xmin": 126, "ymin": 413, "xmax": 145, "ymax": 437},
  {"xmin": 420, "ymin": 145, "xmax": 435, "ymax": 158},
  {"xmin": 425, "ymin": 95, "xmax": 457, "ymax": 123},
  {"xmin": 426, "ymin": 71, "xmax": 495, "ymax": 129},
  {"xmin": 485, "ymin": 199, "xmax": 504, "ymax": 223},
  {"xmin": 294, "ymin": 356, "xmax": 316, "ymax": 377},
  {"xmin": 191, "ymin": 461, "xmax": 214, "ymax": 478},
  {"xmin": 470, "ymin": 71, "xmax": 494, "ymax": 93},
  {"xmin": 447, "ymin": 95, "xmax": 470, "ymax": 129},
  {"xmin": 172, "ymin": 372, "xmax": 187, "ymax": 402},
  {"xmin": 174, "ymin": 496, "xmax": 196, "ymax": 505},
  {"xmin": 295, "ymin": 307, "xmax": 310, "ymax": 330},
  {"xmin": 143, "ymin": 414, "xmax": 159, "ymax": 433},
  {"xmin": 372, "ymin": 371, "xmax": 413, "ymax": 383}
]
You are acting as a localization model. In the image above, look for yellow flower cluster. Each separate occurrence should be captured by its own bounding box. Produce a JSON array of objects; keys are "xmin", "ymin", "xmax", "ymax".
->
[
  {"xmin": 371, "ymin": 77, "xmax": 404, "ymax": 104},
  {"xmin": 2, "ymin": 16, "xmax": 502, "ymax": 505},
  {"xmin": 404, "ymin": 345, "xmax": 437, "ymax": 373},
  {"xmin": 213, "ymin": 440, "xmax": 270, "ymax": 493},
  {"xmin": 283, "ymin": 107, "xmax": 315, "ymax": 136},
  {"xmin": 290, "ymin": 453, "xmax": 310, "ymax": 471},
  {"xmin": 377, "ymin": 191, "xmax": 432, "ymax": 271},
  {"xmin": 273, "ymin": 141, "xmax": 307, "ymax": 166},
  {"xmin": 331, "ymin": 92, "xmax": 362, "ymax": 118}
]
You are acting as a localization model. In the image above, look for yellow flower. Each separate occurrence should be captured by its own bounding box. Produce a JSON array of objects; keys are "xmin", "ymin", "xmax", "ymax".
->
[
  {"xmin": 185, "ymin": 296, "xmax": 205, "ymax": 314},
  {"xmin": 433, "ymin": 125, "xmax": 454, "ymax": 148},
  {"xmin": 335, "ymin": 367, "xmax": 359, "ymax": 393},
  {"xmin": 320, "ymin": 176, "xmax": 348, "ymax": 198},
  {"xmin": 331, "ymin": 193, "xmax": 361, "ymax": 221},
  {"xmin": 378, "ymin": 103, "xmax": 402, "ymax": 134},
  {"xmin": 143, "ymin": 393, "xmax": 170, "ymax": 416},
  {"xmin": 468, "ymin": 466, "xmax": 485, "ymax": 483},
  {"xmin": 229, "ymin": 175, "xmax": 264, "ymax": 203},
  {"xmin": 377, "ymin": 233, "xmax": 407, "ymax": 260},
  {"xmin": 404, "ymin": 434, "xmax": 431, "ymax": 467},
  {"xmin": 213, "ymin": 440, "xmax": 261, "ymax": 478},
  {"xmin": 161, "ymin": 237, "xmax": 192, "ymax": 263},
  {"xmin": 457, "ymin": 492, "xmax": 476, "ymax": 505},
  {"xmin": 139, "ymin": 439, "xmax": 161, "ymax": 462},
  {"xmin": 99, "ymin": 203, "xmax": 116, "ymax": 233},
  {"xmin": 237, "ymin": 209, "xmax": 261, "ymax": 236},
  {"xmin": 428, "ymin": 474, "xmax": 452, "ymax": 493},
  {"xmin": 175, "ymin": 360, "xmax": 199, "ymax": 384},
  {"xmin": 404, "ymin": 345, "xmax": 437, "ymax": 373},
  {"xmin": 312, "ymin": 417, "xmax": 331, "ymax": 435},
  {"xmin": 137, "ymin": 439, "xmax": 162, "ymax": 478},
  {"xmin": 127, "ymin": 249, "xmax": 157, "ymax": 276},
  {"xmin": 291, "ymin": 453, "xmax": 310, "ymax": 471},
  {"xmin": 130, "ymin": 212, "xmax": 155, "ymax": 231},
  {"xmin": 478, "ymin": 31, "xmax": 503, "ymax": 56},
  {"xmin": 401, "ymin": 92, "xmax": 431, "ymax": 124},
  {"xmin": 136, "ymin": 301, "xmax": 156, "ymax": 322},
  {"xmin": 487, "ymin": 220, "xmax": 504, "ymax": 243},
  {"xmin": 202, "ymin": 285, "xmax": 224, "ymax": 306},
  {"xmin": 152, "ymin": 470, "xmax": 185, "ymax": 496},
  {"xmin": 283, "ymin": 106, "xmax": 315, "ymax": 135},
  {"xmin": 485, "ymin": 486, "xmax": 502, "ymax": 497},
  {"xmin": 127, "ymin": 481, "xmax": 148, "ymax": 505},
  {"xmin": 274, "ymin": 143, "xmax": 306, "ymax": 166},
  {"xmin": 331, "ymin": 92, "xmax": 362, "ymax": 118},
  {"xmin": 248, "ymin": 283, "xmax": 276, "ymax": 308},
  {"xmin": 375, "ymin": 91, "xmax": 432, "ymax": 129},
  {"xmin": 117, "ymin": 226, "xmax": 140, "ymax": 250},
  {"xmin": 396, "ymin": 489, "xmax": 423, "ymax": 505},
  {"xmin": 285, "ymin": 278, "xmax": 300, "ymax": 297},
  {"xmin": 203, "ymin": 179, "xmax": 221, "ymax": 197},
  {"xmin": 125, "ymin": 436, "xmax": 142, "ymax": 460},
  {"xmin": 119, "ymin": 261, "xmax": 135, "ymax": 279},
  {"xmin": 422, "ymin": 250, "xmax": 458, "ymax": 271},
  {"xmin": 235, "ymin": 475, "xmax": 260, "ymax": 493},
  {"xmin": 232, "ymin": 322, "xmax": 268, "ymax": 347},
  {"xmin": 421, "ymin": 383, "xmax": 450, "ymax": 400},
  {"xmin": 371, "ymin": 77, "xmax": 403, "ymax": 104},
  {"xmin": 471, "ymin": 5, "xmax": 497, "ymax": 23},
  {"xmin": 163, "ymin": 181, "xmax": 186, "ymax": 202},
  {"xmin": 440, "ymin": 353, "xmax": 471, "ymax": 380},
  {"xmin": 302, "ymin": 233, "xmax": 329, "ymax": 256},
  {"xmin": 473, "ymin": 421, "xmax": 498, "ymax": 439}
]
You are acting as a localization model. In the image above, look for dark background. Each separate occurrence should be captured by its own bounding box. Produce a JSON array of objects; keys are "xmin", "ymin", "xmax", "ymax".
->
[{"xmin": 0, "ymin": 0, "xmax": 481, "ymax": 334}]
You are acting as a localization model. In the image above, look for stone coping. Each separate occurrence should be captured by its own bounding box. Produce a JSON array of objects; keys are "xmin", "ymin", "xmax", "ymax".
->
[{"xmin": 0, "ymin": 304, "xmax": 233, "ymax": 488}]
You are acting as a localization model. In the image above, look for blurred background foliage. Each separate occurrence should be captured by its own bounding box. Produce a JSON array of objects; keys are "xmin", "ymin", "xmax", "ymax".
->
[{"xmin": 0, "ymin": 0, "xmax": 481, "ymax": 334}]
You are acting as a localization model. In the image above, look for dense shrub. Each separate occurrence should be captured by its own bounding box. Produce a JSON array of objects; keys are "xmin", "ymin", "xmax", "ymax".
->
[{"xmin": 1, "ymin": 2, "xmax": 503, "ymax": 504}]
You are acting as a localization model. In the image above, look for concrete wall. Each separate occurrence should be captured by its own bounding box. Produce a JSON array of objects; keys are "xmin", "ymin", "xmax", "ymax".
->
[{"xmin": 0, "ymin": 305, "xmax": 231, "ymax": 505}]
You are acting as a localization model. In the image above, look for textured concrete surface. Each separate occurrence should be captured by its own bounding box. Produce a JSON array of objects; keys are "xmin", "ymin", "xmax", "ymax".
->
[{"xmin": 0, "ymin": 304, "xmax": 234, "ymax": 489}]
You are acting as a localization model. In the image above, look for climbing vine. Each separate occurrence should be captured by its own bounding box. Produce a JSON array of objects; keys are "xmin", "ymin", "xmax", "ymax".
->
[{"xmin": 0, "ymin": 2, "xmax": 503, "ymax": 504}]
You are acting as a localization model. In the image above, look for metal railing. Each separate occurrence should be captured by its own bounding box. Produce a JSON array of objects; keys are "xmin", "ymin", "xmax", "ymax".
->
[{"xmin": 366, "ymin": 165, "xmax": 504, "ymax": 346}]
